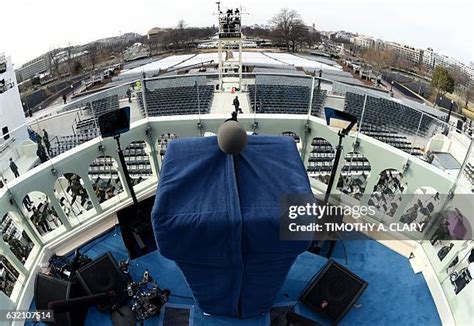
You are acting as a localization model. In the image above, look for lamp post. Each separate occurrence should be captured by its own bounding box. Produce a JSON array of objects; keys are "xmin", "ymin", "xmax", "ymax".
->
[{"xmin": 390, "ymin": 80, "xmax": 394, "ymax": 91}]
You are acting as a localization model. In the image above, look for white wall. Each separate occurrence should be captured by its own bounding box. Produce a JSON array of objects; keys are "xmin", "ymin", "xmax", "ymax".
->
[{"xmin": 0, "ymin": 56, "xmax": 29, "ymax": 144}]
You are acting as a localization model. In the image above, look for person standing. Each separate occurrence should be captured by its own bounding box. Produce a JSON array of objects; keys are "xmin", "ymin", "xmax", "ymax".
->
[
  {"xmin": 42, "ymin": 129, "xmax": 49, "ymax": 144},
  {"xmin": 62, "ymin": 94, "xmax": 67, "ymax": 104},
  {"xmin": 36, "ymin": 144, "xmax": 48, "ymax": 163},
  {"xmin": 9, "ymin": 158, "xmax": 19, "ymax": 178},
  {"xmin": 43, "ymin": 129, "xmax": 51, "ymax": 154},
  {"xmin": 35, "ymin": 132, "xmax": 42, "ymax": 146},
  {"xmin": 126, "ymin": 88, "xmax": 132, "ymax": 103},
  {"xmin": 22, "ymin": 194, "xmax": 33, "ymax": 211},
  {"xmin": 233, "ymin": 96, "xmax": 243, "ymax": 114}
]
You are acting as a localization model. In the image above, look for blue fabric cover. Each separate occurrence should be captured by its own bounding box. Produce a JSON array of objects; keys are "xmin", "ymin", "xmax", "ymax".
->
[{"xmin": 152, "ymin": 135, "xmax": 312, "ymax": 318}]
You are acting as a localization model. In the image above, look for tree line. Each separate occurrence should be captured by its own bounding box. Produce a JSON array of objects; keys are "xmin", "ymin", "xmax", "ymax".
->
[{"xmin": 147, "ymin": 8, "xmax": 320, "ymax": 53}]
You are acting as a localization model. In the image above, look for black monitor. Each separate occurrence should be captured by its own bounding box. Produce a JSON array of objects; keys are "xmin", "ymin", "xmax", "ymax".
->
[
  {"xmin": 324, "ymin": 107, "xmax": 357, "ymax": 135},
  {"xmin": 98, "ymin": 107, "xmax": 130, "ymax": 138}
]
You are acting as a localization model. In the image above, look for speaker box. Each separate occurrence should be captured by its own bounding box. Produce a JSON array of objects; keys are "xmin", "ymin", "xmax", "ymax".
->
[
  {"xmin": 75, "ymin": 252, "xmax": 129, "ymax": 310},
  {"xmin": 300, "ymin": 259, "xmax": 368, "ymax": 324},
  {"xmin": 34, "ymin": 273, "xmax": 87, "ymax": 326},
  {"xmin": 117, "ymin": 196, "xmax": 157, "ymax": 259}
]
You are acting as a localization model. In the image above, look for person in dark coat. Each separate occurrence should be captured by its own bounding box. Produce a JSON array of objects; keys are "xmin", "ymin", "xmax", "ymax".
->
[
  {"xmin": 9, "ymin": 158, "xmax": 19, "ymax": 178},
  {"xmin": 43, "ymin": 129, "xmax": 51, "ymax": 154},
  {"xmin": 233, "ymin": 96, "xmax": 243, "ymax": 114},
  {"xmin": 36, "ymin": 144, "xmax": 48, "ymax": 163}
]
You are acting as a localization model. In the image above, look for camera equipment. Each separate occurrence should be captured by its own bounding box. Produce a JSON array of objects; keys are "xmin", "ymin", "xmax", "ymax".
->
[
  {"xmin": 98, "ymin": 107, "xmax": 155, "ymax": 259},
  {"xmin": 48, "ymin": 249, "xmax": 92, "ymax": 281},
  {"xmin": 127, "ymin": 269, "xmax": 171, "ymax": 322}
]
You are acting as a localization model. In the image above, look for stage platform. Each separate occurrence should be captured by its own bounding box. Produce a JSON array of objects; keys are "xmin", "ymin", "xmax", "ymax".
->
[{"xmin": 27, "ymin": 228, "xmax": 440, "ymax": 326}]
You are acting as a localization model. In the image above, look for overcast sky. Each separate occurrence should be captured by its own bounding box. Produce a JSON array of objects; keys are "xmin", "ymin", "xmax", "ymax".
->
[{"xmin": 1, "ymin": 0, "xmax": 472, "ymax": 67}]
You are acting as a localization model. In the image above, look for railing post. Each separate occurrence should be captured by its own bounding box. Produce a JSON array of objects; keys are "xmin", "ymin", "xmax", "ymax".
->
[
  {"xmin": 7, "ymin": 193, "xmax": 43, "ymax": 247},
  {"xmin": 145, "ymin": 126, "xmax": 161, "ymax": 182},
  {"xmin": 81, "ymin": 173, "xmax": 103, "ymax": 215},
  {"xmin": 302, "ymin": 77, "xmax": 316, "ymax": 164},
  {"xmin": 141, "ymin": 75, "xmax": 149, "ymax": 118}
]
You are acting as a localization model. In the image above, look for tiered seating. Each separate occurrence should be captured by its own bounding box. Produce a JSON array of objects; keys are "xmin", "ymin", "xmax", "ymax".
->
[
  {"xmin": 158, "ymin": 133, "xmax": 179, "ymax": 157},
  {"xmin": 345, "ymin": 92, "xmax": 443, "ymax": 137},
  {"xmin": 464, "ymin": 163, "xmax": 474, "ymax": 187},
  {"xmin": 123, "ymin": 141, "xmax": 152, "ymax": 177},
  {"xmin": 75, "ymin": 117, "xmax": 97, "ymax": 133},
  {"xmin": 84, "ymin": 95, "xmax": 120, "ymax": 117},
  {"xmin": 359, "ymin": 126, "xmax": 423, "ymax": 156},
  {"xmin": 248, "ymin": 84, "xmax": 326, "ymax": 116},
  {"xmin": 137, "ymin": 85, "xmax": 214, "ymax": 116},
  {"xmin": 307, "ymin": 137, "xmax": 335, "ymax": 183},
  {"xmin": 88, "ymin": 156, "xmax": 120, "ymax": 178},
  {"xmin": 87, "ymin": 141, "xmax": 152, "ymax": 178},
  {"xmin": 340, "ymin": 153, "xmax": 371, "ymax": 174},
  {"xmin": 344, "ymin": 93, "xmax": 443, "ymax": 155},
  {"xmin": 49, "ymin": 132, "xmax": 99, "ymax": 157}
]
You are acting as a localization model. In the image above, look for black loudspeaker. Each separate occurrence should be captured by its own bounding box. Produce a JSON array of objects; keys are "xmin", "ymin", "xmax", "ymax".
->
[
  {"xmin": 300, "ymin": 260, "xmax": 368, "ymax": 324},
  {"xmin": 34, "ymin": 273, "xmax": 86, "ymax": 326},
  {"xmin": 75, "ymin": 252, "xmax": 130, "ymax": 310}
]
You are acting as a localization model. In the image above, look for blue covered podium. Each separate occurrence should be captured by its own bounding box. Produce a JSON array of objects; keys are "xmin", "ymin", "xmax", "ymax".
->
[{"xmin": 151, "ymin": 135, "xmax": 313, "ymax": 318}]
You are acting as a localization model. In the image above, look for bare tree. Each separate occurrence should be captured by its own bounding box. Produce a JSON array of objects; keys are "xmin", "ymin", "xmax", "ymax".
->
[
  {"xmin": 270, "ymin": 8, "xmax": 306, "ymax": 52},
  {"xmin": 448, "ymin": 65, "xmax": 470, "ymax": 90},
  {"xmin": 465, "ymin": 86, "xmax": 474, "ymax": 109},
  {"xmin": 65, "ymin": 44, "xmax": 74, "ymax": 75},
  {"xmin": 304, "ymin": 30, "xmax": 322, "ymax": 49},
  {"xmin": 88, "ymin": 43, "xmax": 100, "ymax": 72},
  {"xmin": 362, "ymin": 48, "xmax": 396, "ymax": 72}
]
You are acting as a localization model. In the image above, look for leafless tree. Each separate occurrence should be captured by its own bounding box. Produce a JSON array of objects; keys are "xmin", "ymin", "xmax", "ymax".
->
[
  {"xmin": 65, "ymin": 44, "xmax": 74, "ymax": 75},
  {"xmin": 362, "ymin": 48, "xmax": 396, "ymax": 72},
  {"xmin": 88, "ymin": 43, "xmax": 100, "ymax": 72},
  {"xmin": 465, "ymin": 86, "xmax": 474, "ymax": 109},
  {"xmin": 304, "ymin": 30, "xmax": 322, "ymax": 49},
  {"xmin": 270, "ymin": 8, "xmax": 306, "ymax": 52},
  {"xmin": 448, "ymin": 65, "xmax": 470, "ymax": 90}
]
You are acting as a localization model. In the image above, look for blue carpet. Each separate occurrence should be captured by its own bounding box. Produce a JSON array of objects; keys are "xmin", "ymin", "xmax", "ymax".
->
[{"xmin": 28, "ymin": 227, "xmax": 440, "ymax": 326}]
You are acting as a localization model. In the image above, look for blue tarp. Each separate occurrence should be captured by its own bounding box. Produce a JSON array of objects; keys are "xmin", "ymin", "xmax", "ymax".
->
[{"xmin": 152, "ymin": 135, "xmax": 313, "ymax": 318}]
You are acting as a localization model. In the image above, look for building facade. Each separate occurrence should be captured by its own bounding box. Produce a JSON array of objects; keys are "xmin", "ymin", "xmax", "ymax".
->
[
  {"xmin": 0, "ymin": 55, "xmax": 29, "ymax": 165},
  {"xmin": 385, "ymin": 42, "xmax": 423, "ymax": 64},
  {"xmin": 15, "ymin": 55, "xmax": 50, "ymax": 82},
  {"xmin": 351, "ymin": 35, "xmax": 375, "ymax": 49}
]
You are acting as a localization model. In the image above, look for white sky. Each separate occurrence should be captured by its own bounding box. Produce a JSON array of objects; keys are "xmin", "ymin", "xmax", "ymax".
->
[{"xmin": 1, "ymin": 0, "xmax": 472, "ymax": 67}]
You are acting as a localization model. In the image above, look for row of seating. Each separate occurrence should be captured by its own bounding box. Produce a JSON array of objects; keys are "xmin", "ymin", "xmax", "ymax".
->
[
  {"xmin": 359, "ymin": 125, "xmax": 424, "ymax": 156},
  {"xmin": 84, "ymin": 95, "xmax": 120, "ymax": 117},
  {"xmin": 345, "ymin": 92, "xmax": 444, "ymax": 138},
  {"xmin": 49, "ymin": 132, "xmax": 99, "ymax": 157},
  {"xmin": 248, "ymin": 85, "xmax": 326, "ymax": 116},
  {"xmin": 137, "ymin": 85, "xmax": 214, "ymax": 117}
]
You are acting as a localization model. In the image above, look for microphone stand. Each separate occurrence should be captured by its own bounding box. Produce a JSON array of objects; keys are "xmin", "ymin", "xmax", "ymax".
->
[
  {"xmin": 114, "ymin": 134, "xmax": 146, "ymax": 252},
  {"xmin": 114, "ymin": 135, "xmax": 137, "ymax": 205}
]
